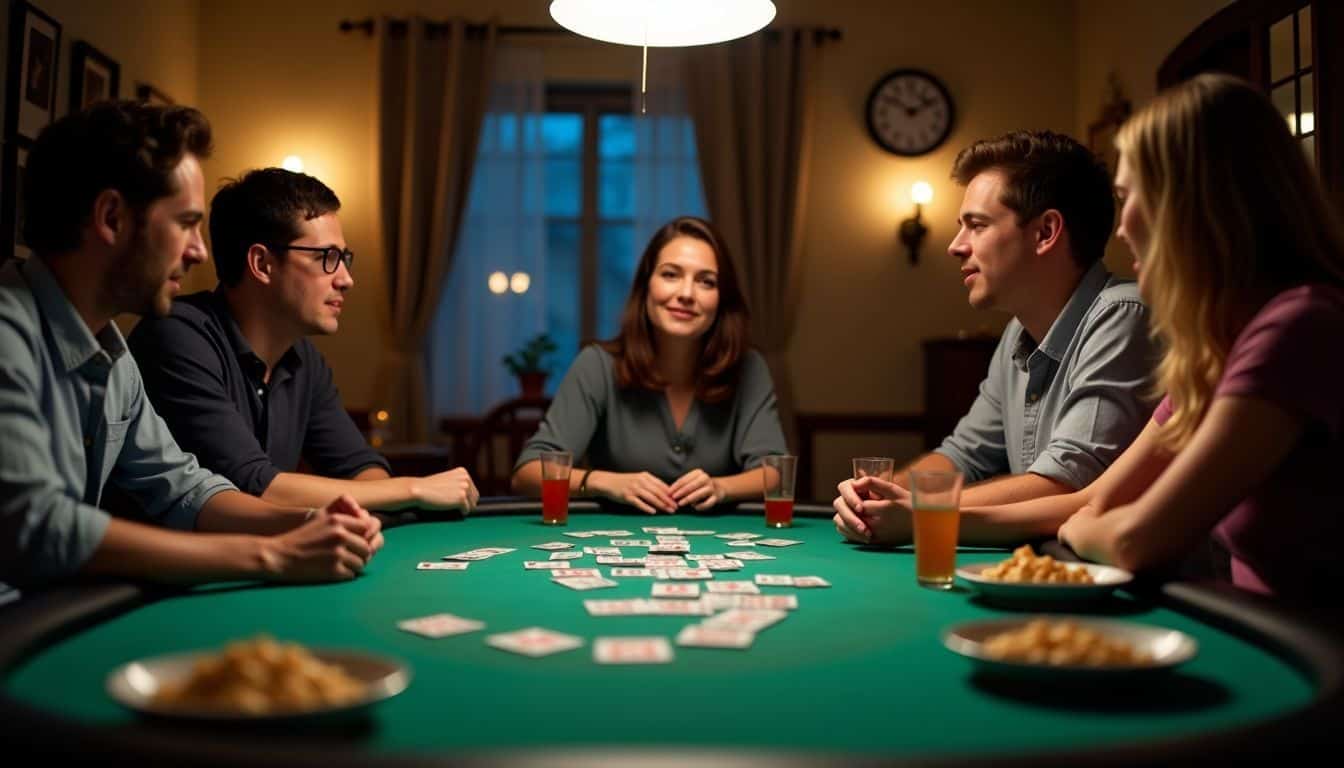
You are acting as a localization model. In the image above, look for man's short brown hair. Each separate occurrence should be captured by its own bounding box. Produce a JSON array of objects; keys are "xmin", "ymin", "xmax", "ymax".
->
[{"xmin": 951, "ymin": 130, "xmax": 1114, "ymax": 268}]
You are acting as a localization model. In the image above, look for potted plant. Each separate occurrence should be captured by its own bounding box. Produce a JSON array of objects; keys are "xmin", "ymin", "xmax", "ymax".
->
[{"xmin": 502, "ymin": 333, "xmax": 558, "ymax": 398}]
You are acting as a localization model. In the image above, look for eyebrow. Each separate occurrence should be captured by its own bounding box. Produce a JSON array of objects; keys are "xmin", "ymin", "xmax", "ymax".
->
[
  {"xmin": 177, "ymin": 211, "xmax": 204, "ymax": 224},
  {"xmin": 958, "ymin": 211, "xmax": 991, "ymax": 224},
  {"xmin": 656, "ymin": 262, "xmax": 718, "ymax": 275}
]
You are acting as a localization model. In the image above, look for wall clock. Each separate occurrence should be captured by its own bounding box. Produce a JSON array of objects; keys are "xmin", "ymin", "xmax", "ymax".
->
[{"xmin": 865, "ymin": 69, "xmax": 955, "ymax": 156}]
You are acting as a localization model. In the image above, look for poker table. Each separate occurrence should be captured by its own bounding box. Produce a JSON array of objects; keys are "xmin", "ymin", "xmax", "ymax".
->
[{"xmin": 2, "ymin": 501, "xmax": 1341, "ymax": 767}]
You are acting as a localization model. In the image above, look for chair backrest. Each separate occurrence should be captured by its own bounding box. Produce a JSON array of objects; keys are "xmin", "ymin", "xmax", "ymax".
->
[{"xmin": 464, "ymin": 396, "xmax": 552, "ymax": 496}]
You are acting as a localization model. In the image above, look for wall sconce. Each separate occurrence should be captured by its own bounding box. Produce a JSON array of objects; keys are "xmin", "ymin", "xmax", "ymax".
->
[
  {"xmin": 899, "ymin": 181, "xmax": 933, "ymax": 265},
  {"xmin": 488, "ymin": 271, "xmax": 509, "ymax": 294},
  {"xmin": 509, "ymin": 272, "xmax": 531, "ymax": 294}
]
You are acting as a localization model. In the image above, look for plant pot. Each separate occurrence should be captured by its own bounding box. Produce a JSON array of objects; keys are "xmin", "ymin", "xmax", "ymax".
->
[{"xmin": 518, "ymin": 372, "xmax": 548, "ymax": 399}]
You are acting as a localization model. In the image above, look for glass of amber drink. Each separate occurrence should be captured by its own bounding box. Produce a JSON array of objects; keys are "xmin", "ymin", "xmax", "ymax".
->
[
  {"xmin": 909, "ymin": 470, "xmax": 963, "ymax": 589},
  {"xmin": 761, "ymin": 455, "xmax": 797, "ymax": 528},
  {"xmin": 540, "ymin": 451, "xmax": 572, "ymax": 525}
]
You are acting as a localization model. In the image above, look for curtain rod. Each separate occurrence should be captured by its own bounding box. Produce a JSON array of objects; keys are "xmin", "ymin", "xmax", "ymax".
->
[{"xmin": 337, "ymin": 18, "xmax": 842, "ymax": 42}]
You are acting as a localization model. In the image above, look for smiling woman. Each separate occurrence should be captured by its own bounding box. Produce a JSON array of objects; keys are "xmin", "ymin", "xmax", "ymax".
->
[{"xmin": 510, "ymin": 216, "xmax": 787, "ymax": 515}]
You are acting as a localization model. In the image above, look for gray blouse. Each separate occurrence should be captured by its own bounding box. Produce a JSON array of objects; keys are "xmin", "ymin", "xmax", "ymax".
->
[{"xmin": 515, "ymin": 346, "xmax": 788, "ymax": 482}]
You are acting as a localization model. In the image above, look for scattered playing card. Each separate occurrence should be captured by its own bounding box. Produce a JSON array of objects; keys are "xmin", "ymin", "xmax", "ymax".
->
[
  {"xmin": 755, "ymin": 574, "xmax": 796, "ymax": 586},
  {"xmin": 665, "ymin": 567, "xmax": 712, "ymax": 580},
  {"xmin": 585, "ymin": 546, "xmax": 622, "ymax": 556},
  {"xmin": 648, "ymin": 543, "xmax": 690, "ymax": 554},
  {"xmin": 610, "ymin": 539, "xmax": 654, "ymax": 547},
  {"xmin": 705, "ymin": 580, "xmax": 760, "ymax": 594},
  {"xmin": 590, "ymin": 530, "xmax": 634, "ymax": 537},
  {"xmin": 703, "ymin": 608, "xmax": 788, "ymax": 633},
  {"xmin": 474, "ymin": 547, "xmax": 517, "ymax": 555},
  {"xmin": 553, "ymin": 576, "xmax": 619, "ymax": 591},
  {"xmin": 532, "ymin": 542, "xmax": 574, "ymax": 551},
  {"xmin": 593, "ymin": 636, "xmax": 674, "ymax": 664},
  {"xmin": 716, "ymin": 532, "xmax": 762, "ymax": 540},
  {"xmin": 562, "ymin": 531, "xmax": 597, "ymax": 538},
  {"xmin": 793, "ymin": 576, "xmax": 832, "ymax": 588},
  {"xmin": 652, "ymin": 582, "xmax": 701, "ymax": 598},
  {"xmin": 443, "ymin": 551, "xmax": 494, "ymax": 561},
  {"xmin": 417, "ymin": 561, "xmax": 469, "ymax": 571},
  {"xmin": 596, "ymin": 556, "xmax": 646, "ymax": 566},
  {"xmin": 550, "ymin": 568, "xmax": 601, "ymax": 579},
  {"xmin": 549, "ymin": 551, "xmax": 584, "ymax": 560},
  {"xmin": 647, "ymin": 599, "xmax": 710, "ymax": 616},
  {"xmin": 728, "ymin": 551, "xmax": 776, "ymax": 561},
  {"xmin": 676, "ymin": 624, "xmax": 754, "ymax": 649},
  {"xmin": 737, "ymin": 594, "xmax": 798, "ymax": 611},
  {"xmin": 524, "ymin": 561, "xmax": 571, "ymax": 570},
  {"xmin": 655, "ymin": 535, "xmax": 690, "ymax": 543},
  {"xmin": 726, "ymin": 541, "xmax": 758, "ymax": 548},
  {"xmin": 643, "ymin": 555, "xmax": 688, "ymax": 567},
  {"xmin": 755, "ymin": 538, "xmax": 803, "ymax": 547},
  {"xmin": 584, "ymin": 599, "xmax": 647, "ymax": 616},
  {"xmin": 642, "ymin": 526, "xmax": 680, "ymax": 534},
  {"xmin": 685, "ymin": 553, "xmax": 727, "ymax": 561},
  {"xmin": 610, "ymin": 567, "xmax": 654, "ymax": 578},
  {"xmin": 678, "ymin": 530, "xmax": 716, "ymax": 536},
  {"xmin": 397, "ymin": 613, "xmax": 484, "ymax": 638},
  {"xmin": 487, "ymin": 627, "xmax": 584, "ymax": 657},
  {"xmin": 703, "ymin": 559, "xmax": 744, "ymax": 571}
]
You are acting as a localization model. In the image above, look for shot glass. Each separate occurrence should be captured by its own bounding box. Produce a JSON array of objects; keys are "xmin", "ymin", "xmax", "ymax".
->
[
  {"xmin": 908, "ymin": 470, "xmax": 963, "ymax": 589},
  {"xmin": 761, "ymin": 454, "xmax": 798, "ymax": 529},
  {"xmin": 539, "ymin": 451, "xmax": 572, "ymax": 525}
]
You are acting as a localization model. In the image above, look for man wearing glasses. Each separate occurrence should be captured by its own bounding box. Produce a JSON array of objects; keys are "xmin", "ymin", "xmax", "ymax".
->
[{"xmin": 128, "ymin": 168, "xmax": 479, "ymax": 515}]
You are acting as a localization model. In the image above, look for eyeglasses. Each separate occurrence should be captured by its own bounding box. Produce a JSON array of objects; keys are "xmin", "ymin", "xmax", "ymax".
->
[{"xmin": 267, "ymin": 244, "xmax": 355, "ymax": 274}]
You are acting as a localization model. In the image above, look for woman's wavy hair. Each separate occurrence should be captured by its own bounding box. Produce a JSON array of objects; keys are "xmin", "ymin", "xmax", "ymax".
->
[
  {"xmin": 1116, "ymin": 73, "xmax": 1344, "ymax": 450},
  {"xmin": 599, "ymin": 216, "xmax": 750, "ymax": 403}
]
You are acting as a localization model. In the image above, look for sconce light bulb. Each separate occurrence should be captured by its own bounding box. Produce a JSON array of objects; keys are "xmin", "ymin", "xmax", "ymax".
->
[
  {"xmin": 281, "ymin": 155, "xmax": 305, "ymax": 173},
  {"xmin": 488, "ymin": 271, "xmax": 509, "ymax": 294},
  {"xmin": 911, "ymin": 181, "xmax": 933, "ymax": 205},
  {"xmin": 510, "ymin": 272, "xmax": 531, "ymax": 294}
]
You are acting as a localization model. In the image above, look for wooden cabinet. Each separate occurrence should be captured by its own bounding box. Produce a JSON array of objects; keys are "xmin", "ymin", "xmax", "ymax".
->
[{"xmin": 921, "ymin": 336, "xmax": 998, "ymax": 450}]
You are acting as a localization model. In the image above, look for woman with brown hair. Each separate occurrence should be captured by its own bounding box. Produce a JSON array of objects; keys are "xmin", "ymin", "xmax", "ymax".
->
[
  {"xmin": 841, "ymin": 74, "xmax": 1344, "ymax": 604},
  {"xmin": 511, "ymin": 216, "xmax": 787, "ymax": 514}
]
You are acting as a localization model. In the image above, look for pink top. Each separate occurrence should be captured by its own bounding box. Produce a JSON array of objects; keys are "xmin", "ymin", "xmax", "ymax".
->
[{"xmin": 1153, "ymin": 284, "xmax": 1344, "ymax": 603}]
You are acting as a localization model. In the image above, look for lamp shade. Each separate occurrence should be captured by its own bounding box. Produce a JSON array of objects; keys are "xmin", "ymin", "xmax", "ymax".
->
[{"xmin": 549, "ymin": 0, "xmax": 777, "ymax": 47}]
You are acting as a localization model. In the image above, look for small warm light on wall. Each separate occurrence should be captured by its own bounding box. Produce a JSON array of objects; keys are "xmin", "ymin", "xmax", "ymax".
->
[
  {"xmin": 281, "ymin": 155, "xmax": 305, "ymax": 173},
  {"xmin": 488, "ymin": 271, "xmax": 509, "ymax": 294},
  {"xmin": 373, "ymin": 409, "xmax": 390, "ymax": 424},
  {"xmin": 510, "ymin": 272, "xmax": 531, "ymax": 294},
  {"xmin": 899, "ymin": 180, "xmax": 932, "ymax": 265}
]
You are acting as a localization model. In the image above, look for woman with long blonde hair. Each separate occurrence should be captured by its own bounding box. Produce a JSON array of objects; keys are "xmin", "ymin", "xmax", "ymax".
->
[{"xmin": 845, "ymin": 73, "xmax": 1344, "ymax": 603}]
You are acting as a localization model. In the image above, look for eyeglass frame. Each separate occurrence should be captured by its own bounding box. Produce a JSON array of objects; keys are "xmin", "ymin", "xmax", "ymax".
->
[{"xmin": 264, "ymin": 243, "xmax": 355, "ymax": 274}]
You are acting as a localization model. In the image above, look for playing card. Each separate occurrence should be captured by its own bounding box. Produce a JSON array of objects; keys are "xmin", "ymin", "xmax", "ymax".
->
[
  {"xmin": 737, "ymin": 594, "xmax": 798, "ymax": 611},
  {"xmin": 655, "ymin": 535, "xmax": 690, "ymax": 543},
  {"xmin": 443, "ymin": 551, "xmax": 494, "ymax": 561},
  {"xmin": 523, "ymin": 560, "xmax": 571, "ymax": 570},
  {"xmin": 703, "ymin": 608, "xmax": 788, "ymax": 633},
  {"xmin": 652, "ymin": 582, "xmax": 701, "ymax": 598},
  {"xmin": 397, "ymin": 613, "xmax": 484, "ymax": 638},
  {"xmin": 549, "ymin": 551, "xmax": 584, "ymax": 560},
  {"xmin": 685, "ymin": 553, "xmax": 727, "ymax": 561},
  {"xmin": 417, "ymin": 561, "xmax": 469, "ymax": 571},
  {"xmin": 584, "ymin": 599, "xmax": 648, "ymax": 616},
  {"xmin": 597, "ymin": 556, "xmax": 646, "ymax": 566},
  {"xmin": 532, "ymin": 542, "xmax": 574, "ymax": 551},
  {"xmin": 590, "ymin": 530, "xmax": 634, "ymax": 537},
  {"xmin": 754, "ymin": 574, "xmax": 795, "ymax": 586},
  {"xmin": 705, "ymin": 580, "xmax": 760, "ymax": 594},
  {"xmin": 643, "ymin": 555, "xmax": 688, "ymax": 567},
  {"xmin": 584, "ymin": 546, "xmax": 622, "ymax": 556},
  {"xmin": 553, "ymin": 576, "xmax": 619, "ymax": 591},
  {"xmin": 716, "ymin": 532, "xmax": 762, "ymax": 540},
  {"xmin": 550, "ymin": 568, "xmax": 601, "ymax": 579},
  {"xmin": 593, "ymin": 637, "xmax": 674, "ymax": 664},
  {"xmin": 610, "ymin": 539, "xmax": 654, "ymax": 547},
  {"xmin": 642, "ymin": 526, "xmax": 680, "ymax": 534},
  {"xmin": 676, "ymin": 624, "xmax": 755, "ymax": 649},
  {"xmin": 728, "ymin": 551, "xmax": 776, "ymax": 561},
  {"xmin": 755, "ymin": 538, "xmax": 803, "ymax": 547},
  {"xmin": 610, "ymin": 567, "xmax": 654, "ymax": 577},
  {"xmin": 562, "ymin": 531, "xmax": 597, "ymax": 538},
  {"xmin": 726, "ymin": 541, "xmax": 757, "ymax": 548},
  {"xmin": 665, "ymin": 567, "xmax": 712, "ymax": 580},
  {"xmin": 647, "ymin": 599, "xmax": 710, "ymax": 616},
  {"xmin": 703, "ymin": 559, "xmax": 744, "ymax": 571},
  {"xmin": 486, "ymin": 627, "xmax": 584, "ymax": 657},
  {"xmin": 793, "ymin": 576, "xmax": 832, "ymax": 588},
  {"xmin": 648, "ymin": 543, "xmax": 690, "ymax": 554},
  {"xmin": 677, "ymin": 530, "xmax": 716, "ymax": 536}
]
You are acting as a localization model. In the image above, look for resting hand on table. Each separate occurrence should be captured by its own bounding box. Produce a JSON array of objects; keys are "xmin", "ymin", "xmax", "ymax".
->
[
  {"xmin": 832, "ymin": 476, "xmax": 914, "ymax": 546},
  {"xmin": 265, "ymin": 496, "xmax": 378, "ymax": 582},
  {"xmin": 318, "ymin": 494, "xmax": 384, "ymax": 555},
  {"xmin": 409, "ymin": 467, "xmax": 480, "ymax": 514},
  {"xmin": 669, "ymin": 469, "xmax": 727, "ymax": 511},
  {"xmin": 588, "ymin": 471, "xmax": 678, "ymax": 514},
  {"xmin": 1056, "ymin": 504, "xmax": 1110, "ymax": 565}
]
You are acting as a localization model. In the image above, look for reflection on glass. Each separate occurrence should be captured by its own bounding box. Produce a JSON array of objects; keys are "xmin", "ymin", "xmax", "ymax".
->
[
  {"xmin": 1272, "ymin": 81, "xmax": 1297, "ymax": 135},
  {"xmin": 1301, "ymin": 73, "xmax": 1315, "ymax": 134},
  {"xmin": 1270, "ymin": 15, "xmax": 1294, "ymax": 83},
  {"xmin": 596, "ymin": 223, "xmax": 636, "ymax": 337},
  {"xmin": 1302, "ymin": 135, "xmax": 1316, "ymax": 169},
  {"xmin": 546, "ymin": 220, "xmax": 581, "ymax": 360},
  {"xmin": 1300, "ymin": 7, "xmax": 1312, "ymax": 68}
]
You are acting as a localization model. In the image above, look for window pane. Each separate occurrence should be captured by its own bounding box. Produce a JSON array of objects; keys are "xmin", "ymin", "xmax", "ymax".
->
[
  {"xmin": 542, "ymin": 113, "xmax": 582, "ymax": 154},
  {"xmin": 599, "ymin": 158, "xmax": 634, "ymax": 217},
  {"xmin": 599, "ymin": 114, "xmax": 635, "ymax": 158},
  {"xmin": 1270, "ymin": 15, "xmax": 1294, "ymax": 83},
  {"xmin": 1272, "ymin": 80, "xmax": 1297, "ymax": 135},
  {"xmin": 1301, "ymin": 72, "xmax": 1315, "ymax": 134},
  {"xmin": 596, "ymin": 222, "xmax": 636, "ymax": 338},
  {"xmin": 1302, "ymin": 135, "xmax": 1316, "ymax": 169},
  {"xmin": 545, "ymin": 157, "xmax": 581, "ymax": 217},
  {"xmin": 546, "ymin": 219, "xmax": 581, "ymax": 363},
  {"xmin": 1300, "ymin": 7, "xmax": 1312, "ymax": 69}
]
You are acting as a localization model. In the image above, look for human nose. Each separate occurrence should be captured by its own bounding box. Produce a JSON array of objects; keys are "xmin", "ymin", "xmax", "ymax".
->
[
  {"xmin": 333, "ymin": 260, "xmax": 354, "ymax": 290},
  {"xmin": 947, "ymin": 228, "xmax": 970, "ymax": 260}
]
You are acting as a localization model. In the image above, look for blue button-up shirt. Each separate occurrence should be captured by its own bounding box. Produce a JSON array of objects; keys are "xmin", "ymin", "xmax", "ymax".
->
[
  {"xmin": 935, "ymin": 262, "xmax": 1156, "ymax": 488},
  {"xmin": 0, "ymin": 258, "xmax": 235, "ymax": 590}
]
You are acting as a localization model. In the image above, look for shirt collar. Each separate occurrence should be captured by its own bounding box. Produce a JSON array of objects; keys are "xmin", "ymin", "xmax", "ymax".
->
[
  {"xmin": 209, "ymin": 284, "xmax": 302, "ymax": 379},
  {"xmin": 1014, "ymin": 261, "xmax": 1112, "ymax": 365},
  {"xmin": 23, "ymin": 257, "xmax": 128, "ymax": 374}
]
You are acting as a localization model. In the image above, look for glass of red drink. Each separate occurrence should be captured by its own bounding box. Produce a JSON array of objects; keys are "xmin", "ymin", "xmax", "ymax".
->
[
  {"xmin": 761, "ymin": 454, "xmax": 797, "ymax": 528},
  {"xmin": 539, "ymin": 451, "xmax": 572, "ymax": 525}
]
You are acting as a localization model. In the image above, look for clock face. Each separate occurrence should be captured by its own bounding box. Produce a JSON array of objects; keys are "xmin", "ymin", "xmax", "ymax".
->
[{"xmin": 865, "ymin": 69, "xmax": 955, "ymax": 156}]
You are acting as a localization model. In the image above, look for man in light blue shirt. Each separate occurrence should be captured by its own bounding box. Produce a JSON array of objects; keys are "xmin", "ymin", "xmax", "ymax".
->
[
  {"xmin": 0, "ymin": 101, "xmax": 381, "ymax": 598},
  {"xmin": 833, "ymin": 131, "xmax": 1155, "ymax": 546}
]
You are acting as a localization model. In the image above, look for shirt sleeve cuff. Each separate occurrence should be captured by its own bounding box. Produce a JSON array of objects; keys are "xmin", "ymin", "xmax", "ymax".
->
[
  {"xmin": 169, "ymin": 475, "xmax": 237, "ymax": 532},
  {"xmin": 1025, "ymin": 452, "xmax": 1095, "ymax": 491}
]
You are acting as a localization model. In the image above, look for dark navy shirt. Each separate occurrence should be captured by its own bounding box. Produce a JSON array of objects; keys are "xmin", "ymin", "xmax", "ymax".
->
[{"xmin": 126, "ymin": 288, "xmax": 389, "ymax": 495}]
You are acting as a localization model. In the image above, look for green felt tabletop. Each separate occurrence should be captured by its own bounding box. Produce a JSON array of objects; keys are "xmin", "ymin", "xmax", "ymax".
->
[{"xmin": 4, "ymin": 511, "xmax": 1316, "ymax": 760}]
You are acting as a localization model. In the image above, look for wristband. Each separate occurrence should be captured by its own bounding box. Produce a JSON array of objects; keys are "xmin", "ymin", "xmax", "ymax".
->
[{"xmin": 578, "ymin": 468, "xmax": 595, "ymax": 496}]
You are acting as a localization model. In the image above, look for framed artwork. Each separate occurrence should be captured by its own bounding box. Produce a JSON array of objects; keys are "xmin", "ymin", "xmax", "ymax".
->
[
  {"xmin": 1088, "ymin": 72, "xmax": 1132, "ymax": 177},
  {"xmin": 1, "ymin": 137, "xmax": 34, "ymax": 264},
  {"xmin": 135, "ymin": 83, "xmax": 174, "ymax": 106},
  {"xmin": 5, "ymin": 2, "xmax": 62, "ymax": 141},
  {"xmin": 70, "ymin": 41, "xmax": 120, "ymax": 112}
]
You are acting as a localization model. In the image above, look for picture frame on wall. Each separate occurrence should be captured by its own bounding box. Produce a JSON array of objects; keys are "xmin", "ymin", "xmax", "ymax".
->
[
  {"xmin": 4, "ymin": 2, "xmax": 62, "ymax": 141},
  {"xmin": 135, "ymin": 83, "xmax": 174, "ymax": 106},
  {"xmin": 1, "ymin": 137, "xmax": 35, "ymax": 264},
  {"xmin": 70, "ymin": 42, "xmax": 120, "ymax": 112}
]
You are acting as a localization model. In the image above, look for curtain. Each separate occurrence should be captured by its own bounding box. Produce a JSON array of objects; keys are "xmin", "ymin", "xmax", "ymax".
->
[
  {"xmin": 374, "ymin": 17, "xmax": 496, "ymax": 441},
  {"xmin": 428, "ymin": 44, "xmax": 547, "ymax": 417},
  {"xmin": 684, "ymin": 29, "xmax": 827, "ymax": 452}
]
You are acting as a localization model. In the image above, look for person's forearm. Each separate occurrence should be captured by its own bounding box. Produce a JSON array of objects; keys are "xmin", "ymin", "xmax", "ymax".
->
[
  {"xmin": 196, "ymin": 489, "xmax": 311, "ymax": 535},
  {"xmin": 83, "ymin": 516, "xmax": 273, "ymax": 584},
  {"xmin": 716, "ymin": 468, "xmax": 767, "ymax": 502},
  {"xmin": 960, "ymin": 472, "xmax": 1074, "ymax": 507},
  {"xmin": 894, "ymin": 452, "xmax": 958, "ymax": 488},
  {"xmin": 960, "ymin": 488, "xmax": 1091, "ymax": 545},
  {"xmin": 511, "ymin": 460, "xmax": 543, "ymax": 497},
  {"xmin": 261, "ymin": 472, "xmax": 415, "ymax": 511},
  {"xmin": 353, "ymin": 466, "xmax": 392, "ymax": 481}
]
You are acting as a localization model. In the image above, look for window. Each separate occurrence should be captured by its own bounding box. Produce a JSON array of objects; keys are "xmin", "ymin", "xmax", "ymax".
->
[{"xmin": 1269, "ymin": 6, "xmax": 1317, "ymax": 164}]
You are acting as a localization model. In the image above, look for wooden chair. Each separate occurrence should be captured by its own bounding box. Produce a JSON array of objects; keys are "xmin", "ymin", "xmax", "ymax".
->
[{"xmin": 464, "ymin": 396, "xmax": 552, "ymax": 496}]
